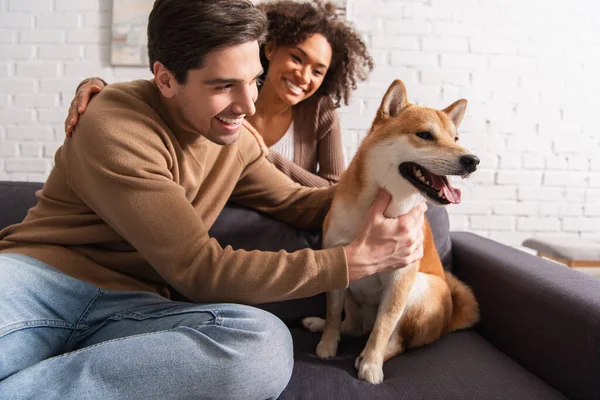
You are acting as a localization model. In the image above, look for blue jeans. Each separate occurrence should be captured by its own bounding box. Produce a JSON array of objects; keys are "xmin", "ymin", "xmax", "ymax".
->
[{"xmin": 0, "ymin": 254, "xmax": 293, "ymax": 399}]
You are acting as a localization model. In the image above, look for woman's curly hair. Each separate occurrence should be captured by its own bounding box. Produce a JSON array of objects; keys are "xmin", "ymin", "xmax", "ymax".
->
[{"xmin": 257, "ymin": 0, "xmax": 373, "ymax": 107}]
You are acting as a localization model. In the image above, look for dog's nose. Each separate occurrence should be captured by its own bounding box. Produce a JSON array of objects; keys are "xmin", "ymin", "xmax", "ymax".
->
[{"xmin": 460, "ymin": 154, "xmax": 480, "ymax": 173}]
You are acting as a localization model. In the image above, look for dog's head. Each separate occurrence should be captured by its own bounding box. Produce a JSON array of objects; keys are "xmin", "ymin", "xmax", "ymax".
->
[{"xmin": 365, "ymin": 79, "xmax": 479, "ymax": 206}]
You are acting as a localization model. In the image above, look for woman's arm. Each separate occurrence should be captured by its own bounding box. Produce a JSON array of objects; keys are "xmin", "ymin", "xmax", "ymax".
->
[
  {"xmin": 314, "ymin": 100, "xmax": 345, "ymax": 183},
  {"xmin": 266, "ymin": 151, "xmax": 336, "ymax": 187},
  {"xmin": 65, "ymin": 77, "xmax": 107, "ymax": 136}
]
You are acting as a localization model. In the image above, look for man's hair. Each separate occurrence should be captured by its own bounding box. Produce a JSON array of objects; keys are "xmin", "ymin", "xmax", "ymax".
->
[
  {"xmin": 147, "ymin": 0, "xmax": 268, "ymax": 84},
  {"xmin": 258, "ymin": 0, "xmax": 373, "ymax": 107}
]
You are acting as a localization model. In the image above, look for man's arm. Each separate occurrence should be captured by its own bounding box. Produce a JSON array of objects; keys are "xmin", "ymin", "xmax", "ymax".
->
[
  {"xmin": 230, "ymin": 128, "xmax": 335, "ymax": 231},
  {"xmin": 64, "ymin": 94, "xmax": 348, "ymax": 305}
]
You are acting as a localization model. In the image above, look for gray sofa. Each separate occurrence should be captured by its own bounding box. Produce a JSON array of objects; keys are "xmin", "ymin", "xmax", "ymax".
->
[{"xmin": 1, "ymin": 180, "xmax": 599, "ymax": 400}]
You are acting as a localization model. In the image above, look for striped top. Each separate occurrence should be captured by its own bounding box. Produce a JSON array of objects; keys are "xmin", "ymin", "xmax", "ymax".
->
[{"xmin": 269, "ymin": 122, "xmax": 295, "ymax": 161}]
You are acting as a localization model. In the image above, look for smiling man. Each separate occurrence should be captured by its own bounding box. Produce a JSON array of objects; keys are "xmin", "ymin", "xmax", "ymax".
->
[
  {"xmin": 0, "ymin": 1, "xmax": 426, "ymax": 399},
  {"xmin": 158, "ymin": 41, "xmax": 262, "ymax": 145}
]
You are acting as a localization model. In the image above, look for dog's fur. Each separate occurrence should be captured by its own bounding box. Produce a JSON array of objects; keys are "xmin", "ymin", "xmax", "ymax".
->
[{"xmin": 301, "ymin": 80, "xmax": 480, "ymax": 384}]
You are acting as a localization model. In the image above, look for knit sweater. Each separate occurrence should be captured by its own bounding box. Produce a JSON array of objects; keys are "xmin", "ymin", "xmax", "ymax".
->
[
  {"xmin": 266, "ymin": 95, "xmax": 345, "ymax": 187},
  {"xmin": 0, "ymin": 80, "xmax": 349, "ymax": 305}
]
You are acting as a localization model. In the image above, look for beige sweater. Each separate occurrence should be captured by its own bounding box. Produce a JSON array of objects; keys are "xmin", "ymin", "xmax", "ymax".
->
[
  {"xmin": 0, "ymin": 80, "xmax": 348, "ymax": 305},
  {"xmin": 266, "ymin": 95, "xmax": 345, "ymax": 187}
]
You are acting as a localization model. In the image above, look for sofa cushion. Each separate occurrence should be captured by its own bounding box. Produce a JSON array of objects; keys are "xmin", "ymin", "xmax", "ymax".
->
[
  {"xmin": 281, "ymin": 329, "xmax": 567, "ymax": 399},
  {"xmin": 0, "ymin": 181, "xmax": 44, "ymax": 230},
  {"xmin": 209, "ymin": 201, "xmax": 322, "ymax": 253},
  {"xmin": 425, "ymin": 204, "xmax": 452, "ymax": 270}
]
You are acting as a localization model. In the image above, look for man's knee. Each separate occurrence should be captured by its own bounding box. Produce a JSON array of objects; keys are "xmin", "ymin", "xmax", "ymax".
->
[
  {"xmin": 154, "ymin": 304, "xmax": 293, "ymax": 399},
  {"xmin": 220, "ymin": 305, "xmax": 294, "ymax": 398},
  {"xmin": 251, "ymin": 308, "xmax": 294, "ymax": 395}
]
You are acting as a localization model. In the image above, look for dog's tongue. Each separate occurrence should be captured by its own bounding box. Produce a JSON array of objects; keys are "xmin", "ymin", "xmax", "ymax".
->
[{"xmin": 428, "ymin": 173, "xmax": 462, "ymax": 204}]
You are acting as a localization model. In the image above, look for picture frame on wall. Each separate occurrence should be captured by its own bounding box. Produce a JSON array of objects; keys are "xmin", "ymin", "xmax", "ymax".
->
[
  {"xmin": 110, "ymin": 0, "xmax": 348, "ymax": 67},
  {"xmin": 110, "ymin": 0, "xmax": 154, "ymax": 66}
]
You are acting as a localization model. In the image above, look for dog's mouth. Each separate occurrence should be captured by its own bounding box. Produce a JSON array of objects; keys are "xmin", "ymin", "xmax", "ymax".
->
[{"xmin": 399, "ymin": 162, "xmax": 462, "ymax": 205}]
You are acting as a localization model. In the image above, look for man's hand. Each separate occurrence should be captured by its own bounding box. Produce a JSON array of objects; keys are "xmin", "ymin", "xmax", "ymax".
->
[
  {"xmin": 343, "ymin": 189, "xmax": 427, "ymax": 281},
  {"xmin": 65, "ymin": 77, "xmax": 106, "ymax": 137}
]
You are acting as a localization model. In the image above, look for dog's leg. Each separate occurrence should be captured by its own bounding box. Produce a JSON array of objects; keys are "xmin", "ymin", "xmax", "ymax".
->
[
  {"xmin": 355, "ymin": 263, "xmax": 418, "ymax": 384},
  {"xmin": 383, "ymin": 327, "xmax": 405, "ymax": 362},
  {"xmin": 303, "ymin": 291, "xmax": 366, "ymax": 338},
  {"xmin": 384, "ymin": 273, "xmax": 451, "ymax": 363},
  {"xmin": 302, "ymin": 289, "xmax": 346, "ymax": 359},
  {"xmin": 302, "ymin": 316, "xmax": 326, "ymax": 332},
  {"xmin": 340, "ymin": 290, "xmax": 362, "ymax": 337},
  {"xmin": 359, "ymin": 303, "xmax": 378, "ymax": 335}
]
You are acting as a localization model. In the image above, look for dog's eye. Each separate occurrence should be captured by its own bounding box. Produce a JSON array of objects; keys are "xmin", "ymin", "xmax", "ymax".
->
[
  {"xmin": 416, "ymin": 131, "xmax": 434, "ymax": 141},
  {"xmin": 454, "ymin": 136, "xmax": 459, "ymax": 142}
]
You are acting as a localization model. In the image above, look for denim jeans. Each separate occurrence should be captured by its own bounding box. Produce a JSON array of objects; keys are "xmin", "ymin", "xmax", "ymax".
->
[{"xmin": 0, "ymin": 254, "xmax": 293, "ymax": 400}]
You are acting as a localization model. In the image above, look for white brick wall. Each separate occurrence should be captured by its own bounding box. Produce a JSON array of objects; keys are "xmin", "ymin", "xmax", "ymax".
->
[
  {"xmin": 0, "ymin": 0, "xmax": 151, "ymax": 182},
  {"xmin": 1, "ymin": 0, "xmax": 600, "ymax": 248},
  {"xmin": 341, "ymin": 0, "xmax": 600, "ymax": 247}
]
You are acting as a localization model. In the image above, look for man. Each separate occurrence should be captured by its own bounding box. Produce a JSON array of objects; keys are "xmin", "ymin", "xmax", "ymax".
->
[{"xmin": 0, "ymin": 0, "xmax": 426, "ymax": 398}]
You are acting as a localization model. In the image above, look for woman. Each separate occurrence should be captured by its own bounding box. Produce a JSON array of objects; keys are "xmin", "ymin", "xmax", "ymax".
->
[{"xmin": 65, "ymin": 0, "xmax": 373, "ymax": 187}]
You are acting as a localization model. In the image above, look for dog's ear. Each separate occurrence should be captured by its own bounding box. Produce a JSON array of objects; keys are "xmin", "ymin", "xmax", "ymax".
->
[
  {"xmin": 373, "ymin": 80, "xmax": 408, "ymax": 126},
  {"xmin": 443, "ymin": 99, "xmax": 468, "ymax": 128}
]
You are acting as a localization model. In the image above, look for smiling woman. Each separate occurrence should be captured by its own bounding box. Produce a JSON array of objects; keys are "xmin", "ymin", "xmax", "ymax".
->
[
  {"xmin": 249, "ymin": 0, "xmax": 373, "ymax": 187},
  {"xmin": 65, "ymin": 0, "xmax": 373, "ymax": 187}
]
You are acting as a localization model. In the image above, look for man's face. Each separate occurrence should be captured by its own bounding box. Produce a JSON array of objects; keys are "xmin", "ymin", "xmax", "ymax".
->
[{"xmin": 167, "ymin": 41, "xmax": 263, "ymax": 145}]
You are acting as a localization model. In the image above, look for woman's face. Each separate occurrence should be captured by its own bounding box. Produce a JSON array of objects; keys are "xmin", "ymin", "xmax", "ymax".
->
[{"xmin": 263, "ymin": 33, "xmax": 332, "ymax": 106}]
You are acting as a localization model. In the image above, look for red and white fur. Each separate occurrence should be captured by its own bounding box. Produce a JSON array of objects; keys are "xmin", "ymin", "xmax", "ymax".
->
[{"xmin": 302, "ymin": 80, "xmax": 480, "ymax": 384}]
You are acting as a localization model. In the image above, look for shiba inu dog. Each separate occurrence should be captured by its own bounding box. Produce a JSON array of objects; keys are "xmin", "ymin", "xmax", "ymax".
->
[{"xmin": 301, "ymin": 79, "xmax": 480, "ymax": 384}]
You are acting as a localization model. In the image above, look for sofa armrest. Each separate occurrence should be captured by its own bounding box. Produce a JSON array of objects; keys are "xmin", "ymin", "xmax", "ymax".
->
[{"xmin": 450, "ymin": 232, "xmax": 600, "ymax": 400}]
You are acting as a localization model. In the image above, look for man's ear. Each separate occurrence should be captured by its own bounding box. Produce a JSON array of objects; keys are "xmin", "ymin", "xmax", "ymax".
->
[
  {"xmin": 443, "ymin": 99, "xmax": 468, "ymax": 128},
  {"xmin": 153, "ymin": 61, "xmax": 178, "ymax": 98}
]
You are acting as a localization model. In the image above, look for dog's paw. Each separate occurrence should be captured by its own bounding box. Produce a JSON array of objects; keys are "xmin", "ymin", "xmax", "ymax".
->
[
  {"xmin": 316, "ymin": 339, "xmax": 338, "ymax": 359},
  {"xmin": 356, "ymin": 357, "xmax": 384, "ymax": 384},
  {"xmin": 354, "ymin": 352, "xmax": 363, "ymax": 369},
  {"xmin": 301, "ymin": 317, "xmax": 325, "ymax": 333}
]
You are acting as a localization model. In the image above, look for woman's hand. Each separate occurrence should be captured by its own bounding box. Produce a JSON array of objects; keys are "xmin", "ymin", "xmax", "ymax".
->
[{"xmin": 65, "ymin": 77, "xmax": 106, "ymax": 137}]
